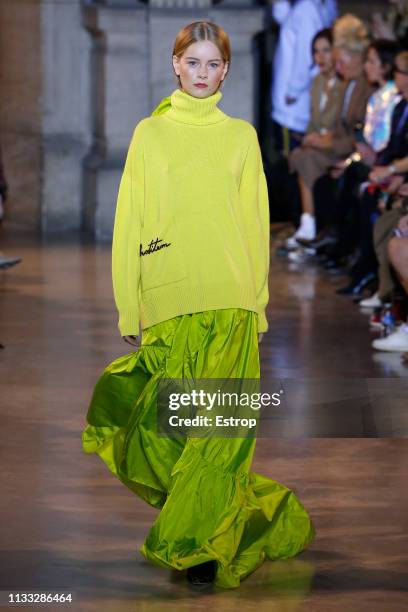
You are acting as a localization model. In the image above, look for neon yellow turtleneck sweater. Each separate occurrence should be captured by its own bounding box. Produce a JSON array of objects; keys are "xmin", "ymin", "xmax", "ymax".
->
[{"xmin": 112, "ymin": 87, "xmax": 270, "ymax": 336}]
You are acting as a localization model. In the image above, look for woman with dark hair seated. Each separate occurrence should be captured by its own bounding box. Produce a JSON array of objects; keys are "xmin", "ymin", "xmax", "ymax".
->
[
  {"xmin": 286, "ymin": 14, "xmax": 374, "ymax": 253},
  {"xmin": 286, "ymin": 26, "xmax": 343, "ymax": 249}
]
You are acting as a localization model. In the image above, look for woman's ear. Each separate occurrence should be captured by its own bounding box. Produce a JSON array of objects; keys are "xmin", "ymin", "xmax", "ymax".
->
[
  {"xmin": 172, "ymin": 54, "xmax": 181, "ymax": 79},
  {"xmin": 222, "ymin": 61, "xmax": 229, "ymax": 81}
]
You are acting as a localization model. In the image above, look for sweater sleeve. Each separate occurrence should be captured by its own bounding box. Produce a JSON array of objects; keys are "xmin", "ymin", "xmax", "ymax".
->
[
  {"xmin": 111, "ymin": 123, "xmax": 145, "ymax": 337},
  {"xmin": 239, "ymin": 126, "xmax": 270, "ymax": 333}
]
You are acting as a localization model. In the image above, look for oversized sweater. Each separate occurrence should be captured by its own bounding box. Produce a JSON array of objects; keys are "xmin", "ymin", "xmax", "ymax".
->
[{"xmin": 112, "ymin": 87, "xmax": 270, "ymax": 337}]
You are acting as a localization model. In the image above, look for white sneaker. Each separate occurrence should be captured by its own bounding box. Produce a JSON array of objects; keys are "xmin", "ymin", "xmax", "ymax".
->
[
  {"xmin": 372, "ymin": 324, "xmax": 408, "ymax": 352},
  {"xmin": 286, "ymin": 233, "xmax": 301, "ymax": 249},
  {"xmin": 285, "ymin": 213, "xmax": 316, "ymax": 249},
  {"xmin": 359, "ymin": 292, "xmax": 382, "ymax": 309}
]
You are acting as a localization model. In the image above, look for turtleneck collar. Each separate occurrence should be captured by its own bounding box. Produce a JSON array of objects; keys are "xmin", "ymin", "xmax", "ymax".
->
[{"xmin": 164, "ymin": 88, "xmax": 228, "ymax": 126}]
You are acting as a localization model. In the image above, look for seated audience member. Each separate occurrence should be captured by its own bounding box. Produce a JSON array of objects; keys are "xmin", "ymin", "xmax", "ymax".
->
[
  {"xmin": 284, "ymin": 14, "xmax": 374, "ymax": 248},
  {"xmin": 361, "ymin": 40, "xmax": 402, "ymax": 160},
  {"xmin": 372, "ymin": 212, "xmax": 408, "ymax": 353},
  {"xmin": 369, "ymin": 51, "xmax": 408, "ymax": 185},
  {"xmin": 287, "ymin": 27, "xmax": 343, "ymax": 247},
  {"xmin": 363, "ymin": 181, "xmax": 408, "ymax": 308}
]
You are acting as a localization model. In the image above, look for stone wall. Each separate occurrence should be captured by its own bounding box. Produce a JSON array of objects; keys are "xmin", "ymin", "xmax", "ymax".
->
[
  {"xmin": 40, "ymin": 0, "xmax": 92, "ymax": 233},
  {"xmin": 0, "ymin": 0, "xmax": 42, "ymax": 232}
]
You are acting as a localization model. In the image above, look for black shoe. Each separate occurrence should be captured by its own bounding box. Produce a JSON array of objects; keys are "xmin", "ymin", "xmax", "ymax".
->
[
  {"xmin": 336, "ymin": 272, "xmax": 377, "ymax": 296},
  {"xmin": 0, "ymin": 255, "xmax": 22, "ymax": 270},
  {"xmin": 275, "ymin": 245, "xmax": 291, "ymax": 258},
  {"xmin": 327, "ymin": 265, "xmax": 349, "ymax": 277},
  {"xmin": 323, "ymin": 256, "xmax": 346, "ymax": 270},
  {"xmin": 187, "ymin": 560, "xmax": 217, "ymax": 588},
  {"xmin": 296, "ymin": 229, "xmax": 338, "ymax": 250}
]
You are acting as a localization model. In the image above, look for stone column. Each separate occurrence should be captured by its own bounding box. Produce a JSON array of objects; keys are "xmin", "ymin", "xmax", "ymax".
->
[
  {"xmin": 82, "ymin": 2, "xmax": 149, "ymax": 240},
  {"xmin": 0, "ymin": 0, "xmax": 42, "ymax": 232},
  {"xmin": 40, "ymin": 0, "xmax": 92, "ymax": 233}
]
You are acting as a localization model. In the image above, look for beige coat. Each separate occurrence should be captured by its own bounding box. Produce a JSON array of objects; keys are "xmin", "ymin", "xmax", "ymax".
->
[
  {"xmin": 306, "ymin": 73, "xmax": 344, "ymax": 135},
  {"xmin": 290, "ymin": 74, "xmax": 375, "ymax": 188}
]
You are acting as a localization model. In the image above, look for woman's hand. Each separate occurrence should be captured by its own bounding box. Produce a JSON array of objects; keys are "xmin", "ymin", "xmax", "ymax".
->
[
  {"xmin": 369, "ymin": 165, "xmax": 392, "ymax": 184},
  {"xmin": 386, "ymin": 174, "xmax": 405, "ymax": 194},
  {"xmin": 258, "ymin": 333, "xmax": 264, "ymax": 344},
  {"xmin": 356, "ymin": 142, "xmax": 376, "ymax": 167},
  {"xmin": 123, "ymin": 335, "xmax": 139, "ymax": 347},
  {"xmin": 302, "ymin": 132, "xmax": 319, "ymax": 147},
  {"xmin": 303, "ymin": 132, "xmax": 332, "ymax": 149},
  {"xmin": 397, "ymin": 214, "xmax": 408, "ymax": 235},
  {"xmin": 397, "ymin": 182, "xmax": 408, "ymax": 197}
]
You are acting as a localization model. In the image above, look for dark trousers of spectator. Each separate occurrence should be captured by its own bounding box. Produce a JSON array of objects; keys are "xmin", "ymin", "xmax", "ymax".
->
[
  {"xmin": 266, "ymin": 121, "xmax": 304, "ymax": 225},
  {"xmin": 314, "ymin": 162, "xmax": 371, "ymax": 258},
  {"xmin": 352, "ymin": 189, "xmax": 381, "ymax": 280},
  {"xmin": 313, "ymin": 174, "xmax": 338, "ymax": 234}
]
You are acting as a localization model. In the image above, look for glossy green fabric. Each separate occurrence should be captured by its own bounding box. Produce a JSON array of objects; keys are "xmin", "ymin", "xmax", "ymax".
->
[{"xmin": 82, "ymin": 308, "xmax": 315, "ymax": 589}]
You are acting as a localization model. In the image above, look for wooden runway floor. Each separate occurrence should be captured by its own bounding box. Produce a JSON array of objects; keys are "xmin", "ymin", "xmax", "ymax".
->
[{"xmin": 0, "ymin": 233, "xmax": 407, "ymax": 611}]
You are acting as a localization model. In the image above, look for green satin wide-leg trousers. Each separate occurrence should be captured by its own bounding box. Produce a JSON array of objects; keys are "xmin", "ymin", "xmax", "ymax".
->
[{"xmin": 82, "ymin": 308, "xmax": 315, "ymax": 589}]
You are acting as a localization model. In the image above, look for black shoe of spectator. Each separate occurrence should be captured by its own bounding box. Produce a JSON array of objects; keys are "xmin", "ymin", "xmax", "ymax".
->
[
  {"xmin": 275, "ymin": 245, "xmax": 291, "ymax": 258},
  {"xmin": 0, "ymin": 254, "xmax": 22, "ymax": 270},
  {"xmin": 296, "ymin": 228, "xmax": 338, "ymax": 250},
  {"xmin": 323, "ymin": 256, "xmax": 347, "ymax": 270},
  {"xmin": 336, "ymin": 272, "xmax": 377, "ymax": 296}
]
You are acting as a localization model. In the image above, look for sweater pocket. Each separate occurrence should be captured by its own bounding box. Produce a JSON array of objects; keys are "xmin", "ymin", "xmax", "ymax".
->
[{"xmin": 140, "ymin": 215, "xmax": 187, "ymax": 292}]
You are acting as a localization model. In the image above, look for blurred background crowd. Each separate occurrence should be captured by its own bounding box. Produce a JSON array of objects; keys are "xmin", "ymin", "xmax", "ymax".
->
[{"xmin": 265, "ymin": 0, "xmax": 408, "ymax": 359}]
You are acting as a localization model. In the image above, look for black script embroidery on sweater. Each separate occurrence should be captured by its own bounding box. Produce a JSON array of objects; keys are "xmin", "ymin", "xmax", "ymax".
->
[{"xmin": 140, "ymin": 237, "xmax": 172, "ymax": 256}]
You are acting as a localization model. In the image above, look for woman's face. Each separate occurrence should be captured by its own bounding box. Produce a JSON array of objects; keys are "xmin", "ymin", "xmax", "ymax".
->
[
  {"xmin": 394, "ymin": 57, "xmax": 408, "ymax": 98},
  {"xmin": 334, "ymin": 47, "xmax": 364, "ymax": 81},
  {"xmin": 364, "ymin": 47, "xmax": 387, "ymax": 85},
  {"xmin": 313, "ymin": 37, "xmax": 334, "ymax": 76},
  {"xmin": 172, "ymin": 40, "xmax": 229, "ymax": 98}
]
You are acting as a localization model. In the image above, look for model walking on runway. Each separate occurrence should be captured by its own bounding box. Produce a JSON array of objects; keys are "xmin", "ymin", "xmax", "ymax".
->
[{"xmin": 82, "ymin": 20, "xmax": 315, "ymax": 589}]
